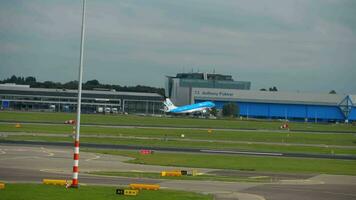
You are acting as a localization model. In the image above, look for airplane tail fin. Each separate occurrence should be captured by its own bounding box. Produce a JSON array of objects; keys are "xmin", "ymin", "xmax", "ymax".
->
[{"xmin": 163, "ymin": 98, "xmax": 177, "ymax": 112}]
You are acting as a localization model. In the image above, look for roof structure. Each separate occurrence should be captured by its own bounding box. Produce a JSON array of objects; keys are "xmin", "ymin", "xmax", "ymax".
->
[
  {"xmin": 192, "ymin": 88, "xmax": 353, "ymax": 106},
  {"xmin": 0, "ymin": 85, "xmax": 162, "ymax": 98}
]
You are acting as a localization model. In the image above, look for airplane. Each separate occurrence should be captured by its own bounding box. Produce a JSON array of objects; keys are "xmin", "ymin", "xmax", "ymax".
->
[{"xmin": 163, "ymin": 98, "xmax": 215, "ymax": 114}]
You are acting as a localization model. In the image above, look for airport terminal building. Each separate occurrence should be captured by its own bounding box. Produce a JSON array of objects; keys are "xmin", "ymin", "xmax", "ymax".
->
[
  {"xmin": 166, "ymin": 73, "xmax": 356, "ymax": 122},
  {"xmin": 0, "ymin": 84, "xmax": 164, "ymax": 115},
  {"xmin": 166, "ymin": 72, "xmax": 251, "ymax": 106}
]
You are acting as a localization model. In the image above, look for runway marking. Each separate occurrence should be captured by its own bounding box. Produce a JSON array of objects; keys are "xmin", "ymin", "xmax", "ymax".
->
[
  {"xmin": 278, "ymin": 179, "xmax": 324, "ymax": 185},
  {"xmin": 130, "ymin": 170, "xmax": 144, "ymax": 173},
  {"xmin": 85, "ymin": 155, "xmax": 101, "ymax": 162},
  {"xmin": 6, "ymin": 148, "xmax": 28, "ymax": 152},
  {"xmin": 0, "ymin": 156, "xmax": 39, "ymax": 160},
  {"xmin": 249, "ymin": 176, "xmax": 269, "ymax": 179},
  {"xmin": 40, "ymin": 169, "xmax": 77, "ymax": 176},
  {"xmin": 200, "ymin": 149, "xmax": 283, "ymax": 156},
  {"xmin": 213, "ymin": 192, "xmax": 266, "ymax": 200},
  {"xmin": 40, "ymin": 147, "xmax": 54, "ymax": 157},
  {"xmin": 268, "ymin": 186, "xmax": 356, "ymax": 197},
  {"xmin": 0, "ymin": 149, "xmax": 6, "ymax": 155}
]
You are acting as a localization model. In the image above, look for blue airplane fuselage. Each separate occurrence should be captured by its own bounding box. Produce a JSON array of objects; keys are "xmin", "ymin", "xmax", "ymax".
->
[{"xmin": 169, "ymin": 101, "xmax": 215, "ymax": 114}]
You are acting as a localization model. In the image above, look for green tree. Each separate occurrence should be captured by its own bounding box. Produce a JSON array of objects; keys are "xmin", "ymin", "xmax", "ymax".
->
[
  {"xmin": 210, "ymin": 107, "xmax": 218, "ymax": 116},
  {"xmin": 25, "ymin": 76, "xmax": 37, "ymax": 85},
  {"xmin": 1, "ymin": 75, "xmax": 165, "ymax": 95},
  {"xmin": 269, "ymin": 86, "xmax": 278, "ymax": 92},
  {"xmin": 222, "ymin": 102, "xmax": 237, "ymax": 117},
  {"xmin": 63, "ymin": 81, "xmax": 78, "ymax": 89},
  {"xmin": 85, "ymin": 79, "xmax": 100, "ymax": 86}
]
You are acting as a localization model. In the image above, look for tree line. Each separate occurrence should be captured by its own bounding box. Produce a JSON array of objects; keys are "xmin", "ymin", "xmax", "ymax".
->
[
  {"xmin": 0, "ymin": 75, "xmax": 165, "ymax": 96},
  {"xmin": 259, "ymin": 86, "xmax": 337, "ymax": 94}
]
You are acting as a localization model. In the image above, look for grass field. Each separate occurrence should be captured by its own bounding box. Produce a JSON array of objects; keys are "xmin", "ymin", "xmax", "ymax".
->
[
  {"xmin": 1, "ymin": 123, "xmax": 356, "ymax": 146},
  {"xmin": 0, "ymin": 184, "xmax": 212, "ymax": 200},
  {"xmin": 1, "ymin": 111, "xmax": 356, "ymax": 132},
  {"xmin": 84, "ymin": 149, "xmax": 356, "ymax": 176}
]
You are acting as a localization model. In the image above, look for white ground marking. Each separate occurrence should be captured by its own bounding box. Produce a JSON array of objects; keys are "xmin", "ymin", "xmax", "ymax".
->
[
  {"xmin": 268, "ymin": 186, "xmax": 356, "ymax": 197},
  {"xmin": 277, "ymin": 179, "xmax": 325, "ymax": 185},
  {"xmin": 40, "ymin": 169, "xmax": 69, "ymax": 174},
  {"xmin": 0, "ymin": 156, "xmax": 40, "ymax": 161},
  {"xmin": 213, "ymin": 192, "xmax": 266, "ymax": 200},
  {"xmin": 130, "ymin": 170, "xmax": 144, "ymax": 173},
  {"xmin": 200, "ymin": 149, "xmax": 283, "ymax": 156},
  {"xmin": 40, "ymin": 147, "xmax": 54, "ymax": 156},
  {"xmin": 249, "ymin": 176, "xmax": 270, "ymax": 179},
  {"xmin": 5, "ymin": 148, "xmax": 28, "ymax": 152},
  {"xmin": 0, "ymin": 149, "xmax": 6, "ymax": 155},
  {"xmin": 85, "ymin": 155, "xmax": 101, "ymax": 162}
]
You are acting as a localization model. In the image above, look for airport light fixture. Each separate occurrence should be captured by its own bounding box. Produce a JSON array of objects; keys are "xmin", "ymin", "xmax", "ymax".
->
[{"xmin": 71, "ymin": 0, "xmax": 86, "ymax": 188}]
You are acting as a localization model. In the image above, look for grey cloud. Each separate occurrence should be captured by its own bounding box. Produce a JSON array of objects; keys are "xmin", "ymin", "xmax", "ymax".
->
[{"xmin": 0, "ymin": 0, "xmax": 355, "ymax": 93}]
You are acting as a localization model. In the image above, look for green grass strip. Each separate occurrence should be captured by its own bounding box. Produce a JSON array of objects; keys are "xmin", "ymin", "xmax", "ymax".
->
[
  {"xmin": 1, "ymin": 111, "xmax": 355, "ymax": 132},
  {"xmin": 85, "ymin": 149, "xmax": 356, "ymax": 176},
  {"xmin": 0, "ymin": 183, "xmax": 212, "ymax": 200},
  {"xmin": 1, "ymin": 123, "xmax": 356, "ymax": 146}
]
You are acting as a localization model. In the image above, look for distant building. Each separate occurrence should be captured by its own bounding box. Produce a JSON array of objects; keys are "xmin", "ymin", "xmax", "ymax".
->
[
  {"xmin": 193, "ymin": 88, "xmax": 355, "ymax": 122},
  {"xmin": 166, "ymin": 72, "xmax": 251, "ymax": 105},
  {"xmin": 0, "ymin": 84, "xmax": 163, "ymax": 114}
]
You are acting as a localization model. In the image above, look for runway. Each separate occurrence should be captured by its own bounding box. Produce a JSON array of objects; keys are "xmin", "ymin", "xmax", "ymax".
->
[
  {"xmin": 1, "ymin": 144, "xmax": 356, "ymax": 200},
  {"xmin": 4, "ymin": 131, "xmax": 355, "ymax": 149},
  {"xmin": 1, "ymin": 139, "xmax": 356, "ymax": 160}
]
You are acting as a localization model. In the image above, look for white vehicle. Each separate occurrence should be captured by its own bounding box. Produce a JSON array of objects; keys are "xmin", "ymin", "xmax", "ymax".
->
[
  {"xmin": 104, "ymin": 107, "xmax": 111, "ymax": 114},
  {"xmin": 112, "ymin": 107, "xmax": 118, "ymax": 114},
  {"xmin": 97, "ymin": 107, "xmax": 104, "ymax": 113},
  {"xmin": 49, "ymin": 104, "xmax": 56, "ymax": 112}
]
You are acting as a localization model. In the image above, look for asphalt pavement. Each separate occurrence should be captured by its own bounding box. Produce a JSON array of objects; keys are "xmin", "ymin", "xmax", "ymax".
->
[{"xmin": 1, "ymin": 144, "xmax": 356, "ymax": 200}]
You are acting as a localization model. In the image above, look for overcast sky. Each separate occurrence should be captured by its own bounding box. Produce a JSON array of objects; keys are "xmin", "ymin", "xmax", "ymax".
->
[{"xmin": 0, "ymin": 0, "xmax": 355, "ymax": 93}]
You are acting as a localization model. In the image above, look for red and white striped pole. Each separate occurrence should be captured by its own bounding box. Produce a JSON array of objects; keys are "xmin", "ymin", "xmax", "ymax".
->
[
  {"xmin": 71, "ymin": 140, "xmax": 80, "ymax": 187},
  {"xmin": 71, "ymin": 0, "xmax": 86, "ymax": 188}
]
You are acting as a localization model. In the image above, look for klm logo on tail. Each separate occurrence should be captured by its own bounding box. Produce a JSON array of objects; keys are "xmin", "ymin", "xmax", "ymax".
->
[{"xmin": 163, "ymin": 98, "xmax": 177, "ymax": 112}]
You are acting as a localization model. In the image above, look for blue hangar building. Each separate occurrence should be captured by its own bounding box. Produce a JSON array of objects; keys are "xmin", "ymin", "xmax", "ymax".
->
[{"xmin": 166, "ymin": 73, "xmax": 355, "ymax": 122}]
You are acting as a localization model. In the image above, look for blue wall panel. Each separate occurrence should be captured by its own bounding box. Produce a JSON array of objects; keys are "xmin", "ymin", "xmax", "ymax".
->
[
  {"xmin": 239, "ymin": 102, "xmax": 269, "ymax": 117},
  {"xmin": 288, "ymin": 105, "xmax": 307, "ymax": 118},
  {"xmin": 195, "ymin": 99, "xmax": 345, "ymax": 121},
  {"xmin": 211, "ymin": 101, "xmax": 226, "ymax": 109},
  {"xmin": 306, "ymin": 105, "xmax": 344, "ymax": 120},
  {"xmin": 269, "ymin": 104, "xmax": 306, "ymax": 119},
  {"xmin": 349, "ymin": 107, "xmax": 356, "ymax": 121},
  {"xmin": 269, "ymin": 104, "xmax": 285, "ymax": 118}
]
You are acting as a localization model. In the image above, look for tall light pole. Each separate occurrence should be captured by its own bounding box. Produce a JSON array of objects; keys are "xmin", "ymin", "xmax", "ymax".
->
[{"xmin": 71, "ymin": 0, "xmax": 86, "ymax": 188}]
